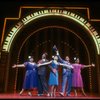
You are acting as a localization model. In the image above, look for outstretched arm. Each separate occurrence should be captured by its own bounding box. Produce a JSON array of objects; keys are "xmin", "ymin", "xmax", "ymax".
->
[
  {"xmin": 12, "ymin": 64, "xmax": 25, "ymax": 68},
  {"xmin": 83, "ymin": 63, "xmax": 95, "ymax": 68},
  {"xmin": 59, "ymin": 63, "xmax": 73, "ymax": 69},
  {"xmin": 37, "ymin": 61, "xmax": 52, "ymax": 67}
]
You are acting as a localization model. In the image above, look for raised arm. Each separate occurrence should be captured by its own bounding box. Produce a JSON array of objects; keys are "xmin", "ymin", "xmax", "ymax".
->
[
  {"xmin": 56, "ymin": 51, "xmax": 65, "ymax": 63},
  {"xmin": 59, "ymin": 63, "xmax": 73, "ymax": 69},
  {"xmin": 12, "ymin": 64, "xmax": 25, "ymax": 68},
  {"xmin": 37, "ymin": 61, "xmax": 52, "ymax": 67}
]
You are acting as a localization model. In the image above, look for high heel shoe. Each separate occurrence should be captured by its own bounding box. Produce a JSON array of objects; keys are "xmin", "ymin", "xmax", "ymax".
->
[
  {"xmin": 83, "ymin": 93, "xmax": 87, "ymax": 96},
  {"xmin": 47, "ymin": 93, "xmax": 50, "ymax": 97},
  {"xmin": 28, "ymin": 92, "xmax": 32, "ymax": 96},
  {"xmin": 75, "ymin": 93, "xmax": 77, "ymax": 96},
  {"xmin": 50, "ymin": 93, "xmax": 53, "ymax": 97},
  {"xmin": 19, "ymin": 92, "xmax": 23, "ymax": 96}
]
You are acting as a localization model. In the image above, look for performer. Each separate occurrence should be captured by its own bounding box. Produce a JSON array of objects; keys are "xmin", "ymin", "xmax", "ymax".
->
[
  {"xmin": 48, "ymin": 55, "xmax": 73, "ymax": 97},
  {"xmin": 12, "ymin": 56, "xmax": 38, "ymax": 96},
  {"xmin": 72, "ymin": 57, "xmax": 95, "ymax": 96},
  {"xmin": 12, "ymin": 56, "xmax": 51, "ymax": 96},
  {"xmin": 53, "ymin": 45, "xmax": 73, "ymax": 96},
  {"xmin": 37, "ymin": 53, "xmax": 50, "ymax": 96},
  {"xmin": 57, "ymin": 53, "xmax": 73, "ymax": 96}
]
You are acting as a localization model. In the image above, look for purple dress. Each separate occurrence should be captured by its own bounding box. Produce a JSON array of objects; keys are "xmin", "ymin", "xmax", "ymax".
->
[
  {"xmin": 72, "ymin": 64, "xmax": 84, "ymax": 88},
  {"xmin": 23, "ymin": 62, "xmax": 38, "ymax": 89}
]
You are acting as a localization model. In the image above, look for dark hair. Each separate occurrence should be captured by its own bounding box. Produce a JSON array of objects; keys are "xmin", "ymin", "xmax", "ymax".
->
[
  {"xmin": 28, "ymin": 56, "xmax": 33, "ymax": 60},
  {"xmin": 52, "ymin": 55, "xmax": 58, "ymax": 60},
  {"xmin": 44, "ymin": 52, "xmax": 48, "ymax": 56},
  {"xmin": 74, "ymin": 57, "xmax": 79, "ymax": 61}
]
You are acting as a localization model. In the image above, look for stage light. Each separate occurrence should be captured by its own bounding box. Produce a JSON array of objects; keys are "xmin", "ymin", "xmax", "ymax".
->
[{"xmin": 2, "ymin": 9, "xmax": 100, "ymax": 55}]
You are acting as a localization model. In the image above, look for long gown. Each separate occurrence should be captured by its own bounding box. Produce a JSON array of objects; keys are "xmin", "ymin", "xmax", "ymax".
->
[
  {"xmin": 22, "ymin": 62, "xmax": 38, "ymax": 89},
  {"xmin": 72, "ymin": 64, "xmax": 84, "ymax": 88}
]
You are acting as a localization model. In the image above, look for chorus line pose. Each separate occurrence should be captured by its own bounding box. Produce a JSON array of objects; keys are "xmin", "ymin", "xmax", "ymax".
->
[
  {"xmin": 48, "ymin": 53, "xmax": 73, "ymax": 97},
  {"xmin": 72, "ymin": 57, "xmax": 95, "ymax": 96},
  {"xmin": 37, "ymin": 53, "xmax": 50, "ymax": 96},
  {"xmin": 55, "ymin": 50, "xmax": 73, "ymax": 96},
  {"xmin": 12, "ymin": 56, "xmax": 51, "ymax": 96}
]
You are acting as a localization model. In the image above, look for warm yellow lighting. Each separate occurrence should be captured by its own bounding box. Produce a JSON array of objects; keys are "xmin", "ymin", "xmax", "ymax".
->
[{"xmin": 2, "ymin": 9, "xmax": 100, "ymax": 55}]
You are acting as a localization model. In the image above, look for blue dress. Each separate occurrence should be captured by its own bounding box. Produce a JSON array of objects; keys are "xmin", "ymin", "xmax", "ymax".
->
[
  {"xmin": 48, "ymin": 61, "xmax": 59, "ymax": 86},
  {"xmin": 23, "ymin": 62, "xmax": 38, "ymax": 89}
]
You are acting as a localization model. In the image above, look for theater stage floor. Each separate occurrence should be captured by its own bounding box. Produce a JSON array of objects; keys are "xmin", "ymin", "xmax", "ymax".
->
[{"xmin": 0, "ymin": 92, "xmax": 100, "ymax": 99}]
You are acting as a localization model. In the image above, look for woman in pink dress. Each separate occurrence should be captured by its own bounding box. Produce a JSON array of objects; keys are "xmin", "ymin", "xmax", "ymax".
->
[{"xmin": 72, "ymin": 57, "xmax": 95, "ymax": 96}]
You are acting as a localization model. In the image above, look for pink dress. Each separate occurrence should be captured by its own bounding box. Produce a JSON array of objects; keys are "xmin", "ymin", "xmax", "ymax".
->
[{"xmin": 72, "ymin": 64, "xmax": 84, "ymax": 88}]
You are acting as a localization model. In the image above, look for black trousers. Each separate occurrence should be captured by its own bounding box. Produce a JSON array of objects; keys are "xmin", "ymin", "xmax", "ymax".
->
[{"xmin": 38, "ymin": 74, "xmax": 48, "ymax": 94}]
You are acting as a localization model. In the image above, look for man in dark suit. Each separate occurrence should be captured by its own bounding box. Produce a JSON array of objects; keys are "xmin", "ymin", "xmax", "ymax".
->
[{"xmin": 37, "ymin": 53, "xmax": 49, "ymax": 96}]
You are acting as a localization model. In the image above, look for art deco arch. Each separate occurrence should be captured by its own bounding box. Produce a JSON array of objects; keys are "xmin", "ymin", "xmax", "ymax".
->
[{"xmin": 1, "ymin": 7, "xmax": 100, "ymax": 55}]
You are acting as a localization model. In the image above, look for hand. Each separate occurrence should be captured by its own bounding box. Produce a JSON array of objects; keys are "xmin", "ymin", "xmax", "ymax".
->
[
  {"xmin": 53, "ymin": 69, "xmax": 57, "ymax": 73},
  {"xmin": 56, "ymin": 51, "xmax": 59, "ymax": 55},
  {"xmin": 91, "ymin": 63, "xmax": 95, "ymax": 67},
  {"xmin": 53, "ymin": 45, "xmax": 58, "ymax": 51},
  {"xmin": 12, "ymin": 64, "xmax": 17, "ymax": 68},
  {"xmin": 37, "ymin": 63, "xmax": 41, "ymax": 67},
  {"xmin": 71, "ymin": 66, "xmax": 74, "ymax": 69}
]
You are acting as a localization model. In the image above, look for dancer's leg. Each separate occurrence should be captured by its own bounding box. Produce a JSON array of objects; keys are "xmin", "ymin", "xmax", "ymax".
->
[
  {"xmin": 53, "ymin": 86, "xmax": 57, "ymax": 97},
  {"xmin": 50, "ymin": 85, "xmax": 54, "ymax": 97},
  {"xmin": 74, "ymin": 88, "xmax": 77, "ymax": 96},
  {"xmin": 81, "ymin": 88, "xmax": 86, "ymax": 96},
  {"xmin": 19, "ymin": 89, "xmax": 24, "ymax": 95}
]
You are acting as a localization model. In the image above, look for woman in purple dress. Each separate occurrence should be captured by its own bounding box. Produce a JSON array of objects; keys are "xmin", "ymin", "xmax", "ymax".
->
[
  {"xmin": 12, "ymin": 56, "xmax": 38, "ymax": 96},
  {"xmin": 72, "ymin": 57, "xmax": 95, "ymax": 96}
]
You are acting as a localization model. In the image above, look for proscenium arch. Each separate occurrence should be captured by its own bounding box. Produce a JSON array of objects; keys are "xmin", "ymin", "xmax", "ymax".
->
[
  {"xmin": 13, "ymin": 25, "xmax": 92, "ymax": 92},
  {"xmin": 2, "ymin": 9, "xmax": 100, "ymax": 55}
]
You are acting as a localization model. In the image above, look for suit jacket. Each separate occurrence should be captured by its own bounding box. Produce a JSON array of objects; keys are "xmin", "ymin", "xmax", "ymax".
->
[
  {"xmin": 37, "ymin": 59, "xmax": 48, "ymax": 75},
  {"xmin": 57, "ymin": 55, "xmax": 72, "ymax": 74}
]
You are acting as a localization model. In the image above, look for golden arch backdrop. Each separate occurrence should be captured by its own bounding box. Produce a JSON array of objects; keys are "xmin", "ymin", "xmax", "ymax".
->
[
  {"xmin": 2, "ymin": 8, "xmax": 100, "ymax": 54},
  {"xmin": 0, "ymin": 7, "xmax": 100, "ymax": 94}
]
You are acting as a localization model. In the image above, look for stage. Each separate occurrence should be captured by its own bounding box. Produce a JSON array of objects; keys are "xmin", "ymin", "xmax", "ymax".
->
[
  {"xmin": 0, "ymin": 92, "xmax": 100, "ymax": 99},
  {"xmin": 0, "ymin": 2, "xmax": 100, "ymax": 99}
]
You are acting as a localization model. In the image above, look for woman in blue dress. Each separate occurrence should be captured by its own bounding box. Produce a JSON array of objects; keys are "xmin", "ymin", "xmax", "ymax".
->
[
  {"xmin": 12, "ymin": 56, "xmax": 52, "ymax": 96},
  {"xmin": 12, "ymin": 56, "xmax": 38, "ymax": 96},
  {"xmin": 48, "ymin": 55, "xmax": 73, "ymax": 97}
]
